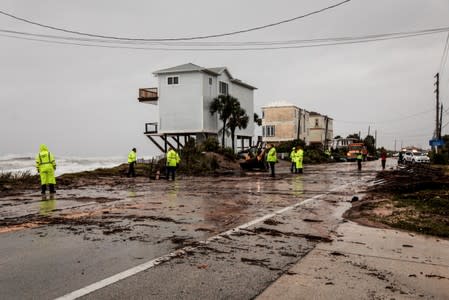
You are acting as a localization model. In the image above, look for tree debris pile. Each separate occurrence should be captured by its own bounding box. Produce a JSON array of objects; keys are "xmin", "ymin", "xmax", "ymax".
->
[
  {"xmin": 370, "ymin": 165, "xmax": 449, "ymax": 193},
  {"xmin": 345, "ymin": 165, "xmax": 449, "ymax": 238}
]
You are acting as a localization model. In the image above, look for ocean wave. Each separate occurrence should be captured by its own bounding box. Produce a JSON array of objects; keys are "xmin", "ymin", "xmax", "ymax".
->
[
  {"xmin": 0, "ymin": 154, "xmax": 35, "ymax": 162},
  {"xmin": 0, "ymin": 155, "xmax": 126, "ymax": 176}
]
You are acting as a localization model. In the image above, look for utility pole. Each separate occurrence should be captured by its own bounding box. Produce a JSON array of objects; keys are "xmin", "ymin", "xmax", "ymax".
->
[
  {"xmin": 375, "ymin": 130, "xmax": 377, "ymax": 149},
  {"xmin": 439, "ymin": 103, "xmax": 443, "ymax": 139},
  {"xmin": 296, "ymin": 108, "xmax": 301, "ymax": 141},
  {"xmin": 367, "ymin": 125, "xmax": 370, "ymax": 137},
  {"xmin": 324, "ymin": 116, "xmax": 329, "ymax": 150},
  {"xmin": 435, "ymin": 73, "xmax": 440, "ymax": 140},
  {"xmin": 394, "ymin": 139, "xmax": 397, "ymax": 152}
]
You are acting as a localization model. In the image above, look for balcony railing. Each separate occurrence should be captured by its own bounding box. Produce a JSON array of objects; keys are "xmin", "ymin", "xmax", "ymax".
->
[
  {"xmin": 138, "ymin": 88, "xmax": 158, "ymax": 103},
  {"xmin": 145, "ymin": 122, "xmax": 158, "ymax": 134}
]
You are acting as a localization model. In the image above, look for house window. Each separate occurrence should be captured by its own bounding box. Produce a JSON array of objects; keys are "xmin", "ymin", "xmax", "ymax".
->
[
  {"xmin": 209, "ymin": 77, "xmax": 212, "ymax": 85},
  {"xmin": 263, "ymin": 125, "xmax": 275, "ymax": 137},
  {"xmin": 219, "ymin": 81, "xmax": 228, "ymax": 95},
  {"xmin": 315, "ymin": 118, "xmax": 319, "ymax": 127},
  {"xmin": 268, "ymin": 125, "xmax": 275, "ymax": 137},
  {"xmin": 167, "ymin": 76, "xmax": 179, "ymax": 85}
]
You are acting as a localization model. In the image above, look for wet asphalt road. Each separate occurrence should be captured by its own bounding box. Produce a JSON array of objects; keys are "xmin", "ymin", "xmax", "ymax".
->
[{"xmin": 0, "ymin": 160, "xmax": 388, "ymax": 300}]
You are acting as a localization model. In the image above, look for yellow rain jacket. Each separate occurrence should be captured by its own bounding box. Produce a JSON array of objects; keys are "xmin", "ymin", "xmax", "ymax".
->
[
  {"xmin": 128, "ymin": 150, "xmax": 137, "ymax": 164},
  {"xmin": 166, "ymin": 149, "xmax": 180, "ymax": 167},
  {"xmin": 290, "ymin": 148, "xmax": 296, "ymax": 162},
  {"xmin": 35, "ymin": 144, "xmax": 56, "ymax": 185},
  {"xmin": 266, "ymin": 147, "xmax": 277, "ymax": 163},
  {"xmin": 295, "ymin": 149, "xmax": 304, "ymax": 169}
]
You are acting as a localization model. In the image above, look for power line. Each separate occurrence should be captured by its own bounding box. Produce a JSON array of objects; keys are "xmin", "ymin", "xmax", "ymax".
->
[
  {"xmin": 443, "ymin": 106, "xmax": 449, "ymax": 115},
  {"xmin": 0, "ymin": 0, "xmax": 351, "ymax": 41},
  {"xmin": 379, "ymin": 132, "xmax": 432, "ymax": 138},
  {"xmin": 1, "ymin": 27, "xmax": 448, "ymax": 52},
  {"xmin": 335, "ymin": 108, "xmax": 434, "ymax": 125},
  {"xmin": 1, "ymin": 25, "xmax": 449, "ymax": 47},
  {"xmin": 439, "ymin": 32, "xmax": 449, "ymax": 76}
]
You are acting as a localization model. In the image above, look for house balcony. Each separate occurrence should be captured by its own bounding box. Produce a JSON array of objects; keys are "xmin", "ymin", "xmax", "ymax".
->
[
  {"xmin": 144, "ymin": 122, "xmax": 158, "ymax": 134},
  {"xmin": 138, "ymin": 88, "xmax": 158, "ymax": 104}
]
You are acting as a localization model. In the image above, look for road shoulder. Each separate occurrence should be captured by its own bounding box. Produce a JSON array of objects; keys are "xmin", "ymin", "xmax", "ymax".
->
[{"xmin": 257, "ymin": 221, "xmax": 449, "ymax": 300}]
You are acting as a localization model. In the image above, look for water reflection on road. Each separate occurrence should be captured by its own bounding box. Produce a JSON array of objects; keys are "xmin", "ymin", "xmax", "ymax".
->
[
  {"xmin": 3, "ymin": 161, "xmax": 381, "ymax": 239},
  {"xmin": 291, "ymin": 175, "xmax": 304, "ymax": 198},
  {"xmin": 39, "ymin": 195, "xmax": 56, "ymax": 216}
]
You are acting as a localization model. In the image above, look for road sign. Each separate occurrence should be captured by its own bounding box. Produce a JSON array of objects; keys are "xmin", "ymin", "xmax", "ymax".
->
[{"xmin": 429, "ymin": 139, "xmax": 444, "ymax": 147}]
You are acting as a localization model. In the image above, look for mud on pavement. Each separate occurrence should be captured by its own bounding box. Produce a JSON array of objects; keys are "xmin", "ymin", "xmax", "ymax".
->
[
  {"xmin": 0, "ymin": 162, "xmax": 378, "ymax": 299},
  {"xmin": 81, "ymin": 180, "xmax": 361, "ymax": 300}
]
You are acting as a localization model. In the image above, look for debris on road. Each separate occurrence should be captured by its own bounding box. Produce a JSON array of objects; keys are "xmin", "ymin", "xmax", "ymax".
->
[{"xmin": 345, "ymin": 165, "xmax": 449, "ymax": 238}]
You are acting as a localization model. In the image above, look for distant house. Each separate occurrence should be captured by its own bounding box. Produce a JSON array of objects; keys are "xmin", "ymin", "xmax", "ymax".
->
[
  {"xmin": 138, "ymin": 63, "xmax": 257, "ymax": 152},
  {"xmin": 261, "ymin": 102, "xmax": 310, "ymax": 144},
  {"xmin": 309, "ymin": 112, "xmax": 333, "ymax": 148}
]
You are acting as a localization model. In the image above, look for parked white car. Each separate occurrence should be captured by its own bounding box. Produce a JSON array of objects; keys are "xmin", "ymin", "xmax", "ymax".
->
[{"xmin": 403, "ymin": 151, "xmax": 430, "ymax": 164}]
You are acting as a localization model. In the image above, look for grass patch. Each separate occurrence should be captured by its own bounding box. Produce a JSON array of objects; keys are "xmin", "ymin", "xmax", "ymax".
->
[
  {"xmin": 346, "ymin": 166, "xmax": 449, "ymax": 238},
  {"xmin": 393, "ymin": 192, "xmax": 449, "ymax": 215},
  {"xmin": 385, "ymin": 218, "xmax": 449, "ymax": 238},
  {"xmin": 381, "ymin": 192, "xmax": 449, "ymax": 237}
]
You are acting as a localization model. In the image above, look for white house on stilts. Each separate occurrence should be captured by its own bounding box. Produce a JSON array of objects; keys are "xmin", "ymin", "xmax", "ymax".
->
[{"xmin": 138, "ymin": 63, "xmax": 257, "ymax": 153}]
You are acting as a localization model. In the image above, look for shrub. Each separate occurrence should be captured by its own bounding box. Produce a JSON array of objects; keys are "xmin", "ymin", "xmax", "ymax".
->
[
  {"xmin": 276, "ymin": 139, "xmax": 305, "ymax": 153},
  {"xmin": 201, "ymin": 137, "xmax": 220, "ymax": 152},
  {"xmin": 218, "ymin": 147, "xmax": 237, "ymax": 160},
  {"xmin": 431, "ymin": 152, "xmax": 449, "ymax": 165},
  {"xmin": 303, "ymin": 149, "xmax": 328, "ymax": 164}
]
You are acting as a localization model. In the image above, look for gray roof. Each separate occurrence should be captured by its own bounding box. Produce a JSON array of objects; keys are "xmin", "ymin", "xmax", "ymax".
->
[
  {"xmin": 153, "ymin": 63, "xmax": 256, "ymax": 90},
  {"xmin": 208, "ymin": 66, "xmax": 257, "ymax": 90},
  {"xmin": 153, "ymin": 63, "xmax": 219, "ymax": 75},
  {"xmin": 207, "ymin": 67, "xmax": 229, "ymax": 77},
  {"xmin": 231, "ymin": 79, "xmax": 257, "ymax": 90}
]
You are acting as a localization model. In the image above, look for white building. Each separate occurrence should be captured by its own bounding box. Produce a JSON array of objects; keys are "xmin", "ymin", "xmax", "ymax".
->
[
  {"xmin": 309, "ymin": 112, "xmax": 333, "ymax": 148},
  {"xmin": 138, "ymin": 63, "xmax": 257, "ymax": 152}
]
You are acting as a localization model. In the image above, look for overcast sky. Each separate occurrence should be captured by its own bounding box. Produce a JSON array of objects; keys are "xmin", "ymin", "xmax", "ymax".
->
[{"xmin": 1, "ymin": 0, "xmax": 448, "ymax": 157}]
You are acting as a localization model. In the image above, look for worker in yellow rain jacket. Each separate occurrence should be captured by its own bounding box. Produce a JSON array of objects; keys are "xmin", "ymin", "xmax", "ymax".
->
[
  {"xmin": 35, "ymin": 144, "xmax": 56, "ymax": 194},
  {"xmin": 127, "ymin": 148, "xmax": 137, "ymax": 177},
  {"xmin": 266, "ymin": 144, "xmax": 277, "ymax": 177},
  {"xmin": 290, "ymin": 147, "xmax": 296, "ymax": 173},
  {"xmin": 356, "ymin": 151, "xmax": 363, "ymax": 171},
  {"xmin": 295, "ymin": 145, "xmax": 304, "ymax": 174},
  {"xmin": 166, "ymin": 147, "xmax": 180, "ymax": 181}
]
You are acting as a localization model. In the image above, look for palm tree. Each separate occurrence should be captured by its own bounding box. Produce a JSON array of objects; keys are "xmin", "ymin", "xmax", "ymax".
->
[
  {"xmin": 253, "ymin": 113, "xmax": 262, "ymax": 126},
  {"xmin": 210, "ymin": 95, "xmax": 238, "ymax": 148},
  {"xmin": 228, "ymin": 105, "xmax": 249, "ymax": 153}
]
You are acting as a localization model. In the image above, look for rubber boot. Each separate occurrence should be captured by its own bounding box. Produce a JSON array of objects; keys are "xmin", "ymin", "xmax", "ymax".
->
[
  {"xmin": 49, "ymin": 184, "xmax": 56, "ymax": 194},
  {"xmin": 41, "ymin": 185, "xmax": 47, "ymax": 195}
]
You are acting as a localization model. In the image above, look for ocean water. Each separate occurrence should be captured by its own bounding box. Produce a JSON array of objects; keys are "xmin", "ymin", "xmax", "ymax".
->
[{"xmin": 0, "ymin": 154, "xmax": 127, "ymax": 176}]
